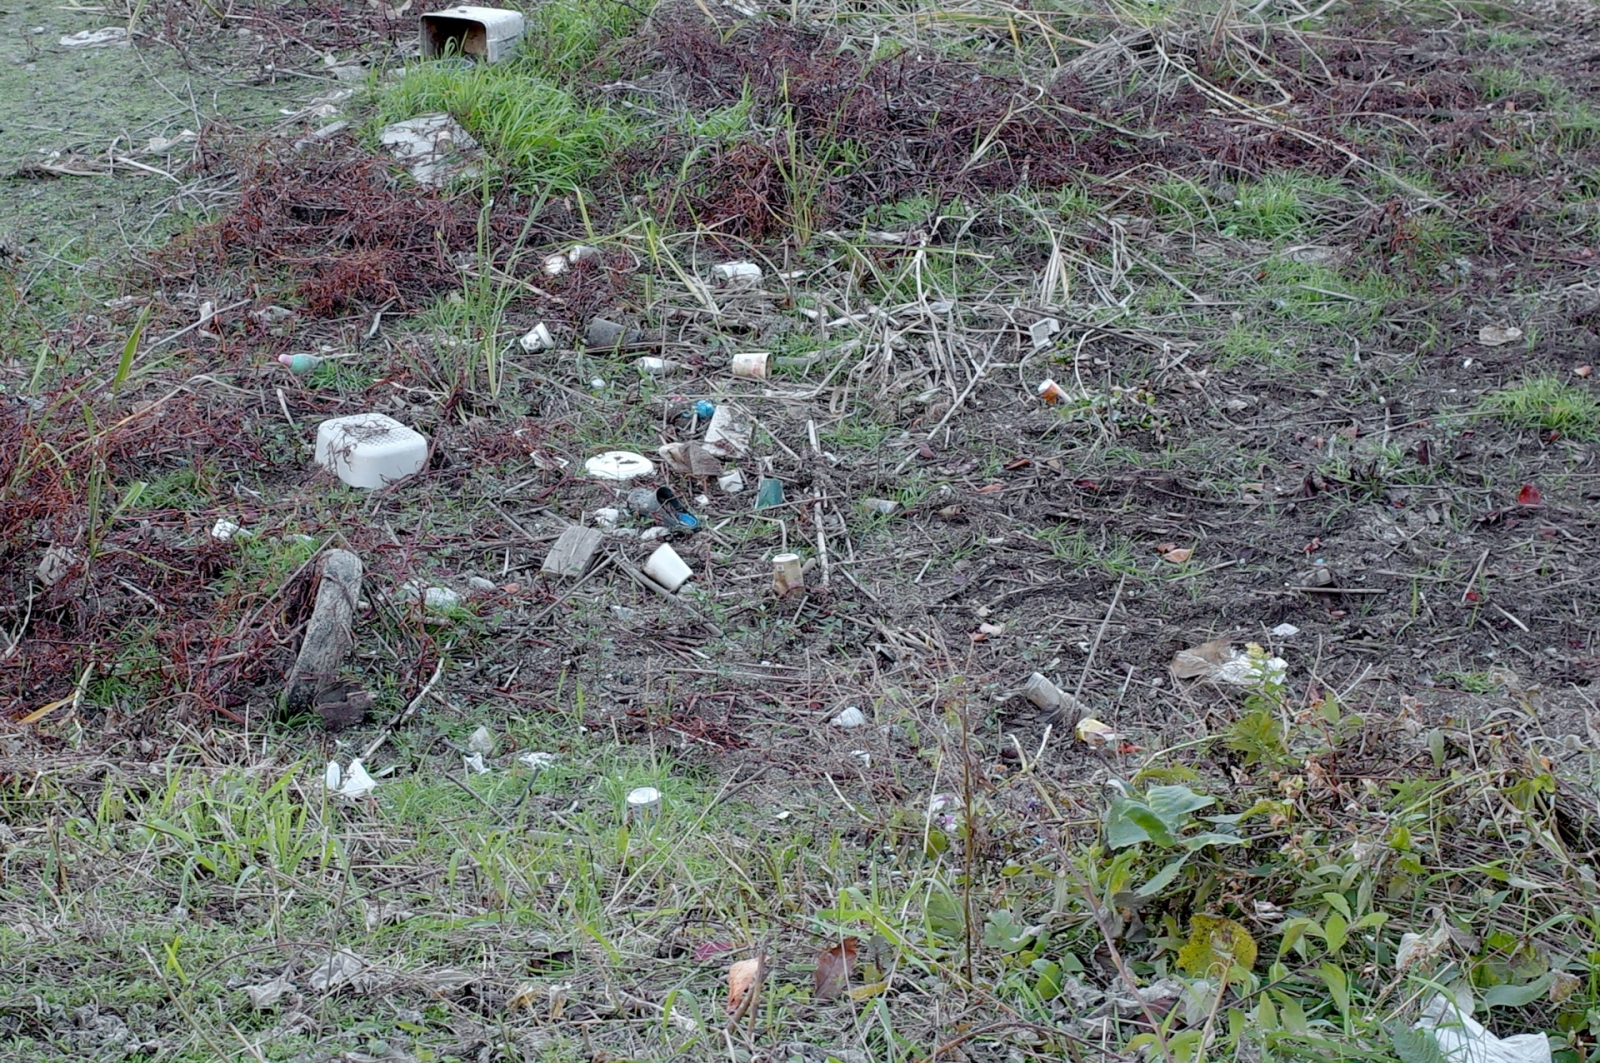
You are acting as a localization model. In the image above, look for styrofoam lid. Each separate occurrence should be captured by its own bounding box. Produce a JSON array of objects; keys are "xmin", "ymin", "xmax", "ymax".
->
[
  {"xmin": 626, "ymin": 786, "xmax": 662, "ymax": 808},
  {"xmin": 585, "ymin": 451, "xmax": 655, "ymax": 481}
]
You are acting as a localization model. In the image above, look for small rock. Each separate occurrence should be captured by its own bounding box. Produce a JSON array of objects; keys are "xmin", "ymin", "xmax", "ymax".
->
[
  {"xmin": 467, "ymin": 576, "xmax": 496, "ymax": 592},
  {"xmin": 423, "ymin": 586, "xmax": 461, "ymax": 611}
]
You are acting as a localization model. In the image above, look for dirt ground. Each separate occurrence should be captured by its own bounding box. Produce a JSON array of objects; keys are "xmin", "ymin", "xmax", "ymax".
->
[{"xmin": 4, "ymin": 0, "xmax": 1600, "ymax": 1060}]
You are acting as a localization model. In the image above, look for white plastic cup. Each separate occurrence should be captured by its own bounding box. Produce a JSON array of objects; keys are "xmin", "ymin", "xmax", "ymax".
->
[
  {"xmin": 644, "ymin": 544, "xmax": 692, "ymax": 592},
  {"xmin": 1021, "ymin": 672, "xmax": 1065, "ymax": 710},
  {"xmin": 635, "ymin": 356, "xmax": 677, "ymax": 376},
  {"xmin": 731, "ymin": 352, "xmax": 770, "ymax": 380},
  {"xmin": 1021, "ymin": 672, "xmax": 1087, "ymax": 723},
  {"xmin": 626, "ymin": 786, "xmax": 662, "ymax": 821},
  {"xmin": 519, "ymin": 323, "xmax": 554, "ymax": 352}
]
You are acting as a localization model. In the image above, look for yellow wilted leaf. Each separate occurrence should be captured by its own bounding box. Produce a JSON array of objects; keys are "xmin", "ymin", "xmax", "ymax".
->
[{"xmin": 1178, "ymin": 914, "xmax": 1258, "ymax": 981}]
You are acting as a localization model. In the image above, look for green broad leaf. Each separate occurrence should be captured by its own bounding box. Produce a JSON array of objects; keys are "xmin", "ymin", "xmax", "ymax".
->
[
  {"xmin": 1483, "ymin": 974, "xmax": 1554, "ymax": 1008},
  {"xmin": 1135, "ymin": 855, "xmax": 1190, "ymax": 898},
  {"xmin": 1427, "ymin": 729, "xmax": 1446, "ymax": 767},
  {"xmin": 982, "ymin": 909, "xmax": 1041, "ymax": 953},
  {"xmin": 1146, "ymin": 785, "xmax": 1215, "ymax": 828},
  {"xmin": 1391, "ymin": 1022, "xmax": 1449, "ymax": 1063},
  {"xmin": 1107, "ymin": 797, "xmax": 1175, "ymax": 849},
  {"xmin": 1032, "ymin": 960, "xmax": 1064, "ymax": 1001},
  {"xmin": 1181, "ymin": 831, "xmax": 1248, "ymax": 851},
  {"xmin": 1105, "ymin": 796, "xmax": 1151, "ymax": 848},
  {"xmin": 1277, "ymin": 916, "xmax": 1316, "ymax": 956},
  {"xmin": 1319, "ymin": 962, "xmax": 1349, "ymax": 1016},
  {"xmin": 1322, "ymin": 892, "xmax": 1352, "ymax": 919},
  {"xmin": 1274, "ymin": 992, "xmax": 1310, "ymax": 1033},
  {"xmin": 924, "ymin": 889, "xmax": 965, "ymax": 942},
  {"xmin": 1323, "ymin": 911, "xmax": 1348, "ymax": 953}
]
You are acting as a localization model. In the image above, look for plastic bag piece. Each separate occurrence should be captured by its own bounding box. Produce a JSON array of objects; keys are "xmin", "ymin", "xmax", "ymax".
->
[{"xmin": 1416, "ymin": 995, "xmax": 1551, "ymax": 1063}]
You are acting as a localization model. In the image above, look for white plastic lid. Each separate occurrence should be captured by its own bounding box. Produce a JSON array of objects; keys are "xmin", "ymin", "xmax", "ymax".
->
[
  {"xmin": 626, "ymin": 786, "xmax": 662, "ymax": 809},
  {"xmin": 585, "ymin": 451, "xmax": 655, "ymax": 481}
]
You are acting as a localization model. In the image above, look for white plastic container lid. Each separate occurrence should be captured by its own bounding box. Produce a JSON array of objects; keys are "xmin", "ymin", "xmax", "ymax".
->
[{"xmin": 584, "ymin": 450, "xmax": 655, "ymax": 481}]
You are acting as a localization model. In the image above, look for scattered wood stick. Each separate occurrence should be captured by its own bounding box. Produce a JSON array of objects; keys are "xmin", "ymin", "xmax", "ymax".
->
[{"xmin": 361, "ymin": 658, "xmax": 446, "ymax": 762}]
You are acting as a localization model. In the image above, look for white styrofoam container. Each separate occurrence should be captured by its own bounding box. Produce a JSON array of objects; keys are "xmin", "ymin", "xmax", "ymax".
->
[
  {"xmin": 419, "ymin": 6, "xmax": 525, "ymax": 63},
  {"xmin": 315, "ymin": 413, "xmax": 429, "ymax": 489}
]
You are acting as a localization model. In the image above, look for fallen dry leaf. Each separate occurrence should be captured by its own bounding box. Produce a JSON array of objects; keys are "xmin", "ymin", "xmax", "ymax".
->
[
  {"xmin": 813, "ymin": 937, "xmax": 859, "ymax": 1001},
  {"xmin": 1478, "ymin": 324, "xmax": 1523, "ymax": 347},
  {"xmin": 693, "ymin": 941, "xmax": 738, "ymax": 962},
  {"xmin": 1159, "ymin": 544, "xmax": 1193, "ymax": 563},
  {"xmin": 1576, "ymin": 365, "xmax": 1593, "ymax": 378},
  {"xmin": 1517, "ymin": 483, "xmax": 1542, "ymax": 507},
  {"xmin": 1170, "ymin": 638, "xmax": 1232, "ymax": 679},
  {"xmin": 727, "ymin": 956, "xmax": 764, "ymax": 1016}
]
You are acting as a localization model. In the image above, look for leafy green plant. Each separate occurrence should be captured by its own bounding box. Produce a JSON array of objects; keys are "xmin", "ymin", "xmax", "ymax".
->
[{"xmin": 1103, "ymin": 783, "xmax": 1249, "ymax": 898}]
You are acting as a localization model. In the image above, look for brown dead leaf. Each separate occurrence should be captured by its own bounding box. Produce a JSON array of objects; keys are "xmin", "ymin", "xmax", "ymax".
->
[
  {"xmin": 1159, "ymin": 545, "xmax": 1193, "ymax": 563},
  {"xmin": 813, "ymin": 937, "xmax": 859, "ymax": 1001},
  {"xmin": 727, "ymin": 956, "xmax": 764, "ymax": 1015},
  {"xmin": 1171, "ymin": 638, "xmax": 1232, "ymax": 679}
]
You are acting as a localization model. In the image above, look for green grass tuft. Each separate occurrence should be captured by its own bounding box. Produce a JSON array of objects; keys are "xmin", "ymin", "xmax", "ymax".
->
[{"xmin": 1481, "ymin": 373, "xmax": 1600, "ymax": 440}]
